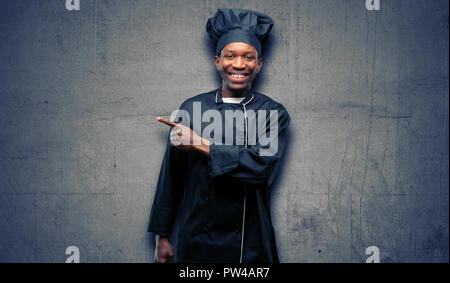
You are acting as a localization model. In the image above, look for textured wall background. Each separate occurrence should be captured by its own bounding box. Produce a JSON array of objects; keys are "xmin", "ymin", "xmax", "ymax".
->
[{"xmin": 0, "ymin": 0, "xmax": 448, "ymax": 263}]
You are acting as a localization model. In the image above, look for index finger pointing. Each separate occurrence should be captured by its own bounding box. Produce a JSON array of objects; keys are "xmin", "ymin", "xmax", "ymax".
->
[{"xmin": 156, "ymin": 117, "xmax": 178, "ymax": 127}]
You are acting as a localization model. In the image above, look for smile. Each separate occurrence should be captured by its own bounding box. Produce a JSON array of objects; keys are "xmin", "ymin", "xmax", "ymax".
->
[{"xmin": 227, "ymin": 73, "xmax": 249, "ymax": 82}]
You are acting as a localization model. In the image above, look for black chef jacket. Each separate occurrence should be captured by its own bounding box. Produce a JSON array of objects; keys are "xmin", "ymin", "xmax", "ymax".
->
[{"xmin": 148, "ymin": 88, "xmax": 290, "ymax": 263}]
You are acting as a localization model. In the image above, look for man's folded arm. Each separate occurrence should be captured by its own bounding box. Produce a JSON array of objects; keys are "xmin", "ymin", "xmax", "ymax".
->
[{"xmin": 208, "ymin": 104, "xmax": 290, "ymax": 185}]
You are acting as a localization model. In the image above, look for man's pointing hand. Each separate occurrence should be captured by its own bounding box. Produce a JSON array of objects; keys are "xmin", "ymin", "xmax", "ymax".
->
[{"xmin": 156, "ymin": 116, "xmax": 211, "ymax": 158}]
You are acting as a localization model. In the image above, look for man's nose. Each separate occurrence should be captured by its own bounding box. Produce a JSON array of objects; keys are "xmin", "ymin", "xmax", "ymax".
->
[{"xmin": 231, "ymin": 57, "xmax": 245, "ymax": 69}]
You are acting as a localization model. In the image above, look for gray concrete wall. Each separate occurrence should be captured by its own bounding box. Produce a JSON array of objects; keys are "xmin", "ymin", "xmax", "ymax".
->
[{"xmin": 0, "ymin": 0, "xmax": 448, "ymax": 262}]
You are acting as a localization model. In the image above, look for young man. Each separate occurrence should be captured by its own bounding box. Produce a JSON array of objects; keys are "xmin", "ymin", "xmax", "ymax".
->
[{"xmin": 148, "ymin": 8, "xmax": 290, "ymax": 263}]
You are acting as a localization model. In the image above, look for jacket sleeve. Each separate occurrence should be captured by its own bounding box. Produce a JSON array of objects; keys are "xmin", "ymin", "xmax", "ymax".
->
[
  {"xmin": 147, "ymin": 134, "xmax": 186, "ymax": 237},
  {"xmin": 208, "ymin": 103, "xmax": 290, "ymax": 186}
]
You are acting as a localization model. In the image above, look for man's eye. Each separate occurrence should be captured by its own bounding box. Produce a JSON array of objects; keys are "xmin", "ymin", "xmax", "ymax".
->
[
  {"xmin": 245, "ymin": 56, "xmax": 255, "ymax": 60},
  {"xmin": 225, "ymin": 55, "xmax": 233, "ymax": 59}
]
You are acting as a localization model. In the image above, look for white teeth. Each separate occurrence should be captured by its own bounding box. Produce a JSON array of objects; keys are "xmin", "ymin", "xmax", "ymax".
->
[{"xmin": 231, "ymin": 74, "xmax": 245, "ymax": 78}]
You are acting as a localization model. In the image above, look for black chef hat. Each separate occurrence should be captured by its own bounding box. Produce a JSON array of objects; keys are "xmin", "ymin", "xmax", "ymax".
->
[{"xmin": 206, "ymin": 8, "xmax": 274, "ymax": 56}]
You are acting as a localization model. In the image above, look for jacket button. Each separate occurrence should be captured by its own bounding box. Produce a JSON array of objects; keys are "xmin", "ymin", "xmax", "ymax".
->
[
  {"xmin": 234, "ymin": 229, "xmax": 239, "ymax": 234},
  {"xmin": 205, "ymin": 196, "xmax": 209, "ymax": 202},
  {"xmin": 204, "ymin": 226, "xmax": 208, "ymax": 231}
]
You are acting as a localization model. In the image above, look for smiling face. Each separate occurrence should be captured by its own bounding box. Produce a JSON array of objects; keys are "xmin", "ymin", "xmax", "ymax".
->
[{"xmin": 214, "ymin": 42, "xmax": 263, "ymax": 97}]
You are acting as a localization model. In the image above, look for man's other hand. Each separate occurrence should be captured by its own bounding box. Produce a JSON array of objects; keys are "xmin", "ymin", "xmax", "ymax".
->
[{"xmin": 155, "ymin": 237, "xmax": 174, "ymax": 263}]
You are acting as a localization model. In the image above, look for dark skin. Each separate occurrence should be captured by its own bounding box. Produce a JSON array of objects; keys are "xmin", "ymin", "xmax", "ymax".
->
[{"xmin": 154, "ymin": 42, "xmax": 262, "ymax": 263}]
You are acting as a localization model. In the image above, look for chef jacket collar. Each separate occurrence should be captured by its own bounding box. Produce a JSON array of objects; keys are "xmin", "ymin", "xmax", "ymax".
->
[{"xmin": 215, "ymin": 88, "xmax": 255, "ymax": 106}]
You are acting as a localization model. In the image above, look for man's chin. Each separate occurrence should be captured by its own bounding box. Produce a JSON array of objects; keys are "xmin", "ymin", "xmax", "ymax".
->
[{"xmin": 225, "ymin": 83, "xmax": 251, "ymax": 93}]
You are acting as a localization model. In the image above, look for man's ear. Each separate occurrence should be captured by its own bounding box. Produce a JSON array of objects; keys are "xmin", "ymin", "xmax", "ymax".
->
[
  {"xmin": 214, "ymin": 55, "xmax": 220, "ymax": 71},
  {"xmin": 257, "ymin": 57, "xmax": 263, "ymax": 73}
]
